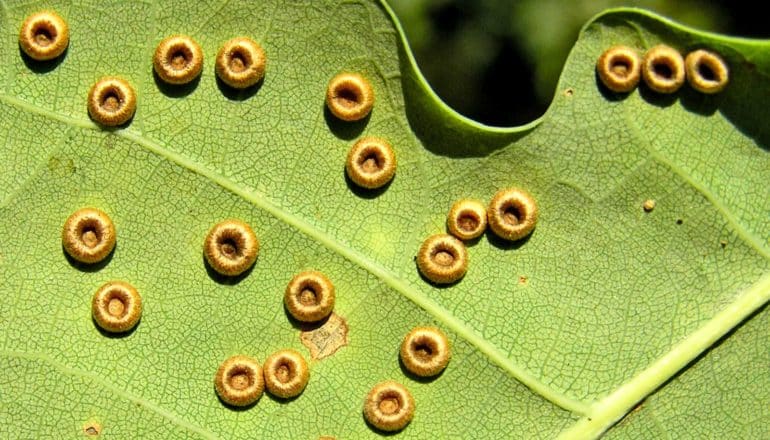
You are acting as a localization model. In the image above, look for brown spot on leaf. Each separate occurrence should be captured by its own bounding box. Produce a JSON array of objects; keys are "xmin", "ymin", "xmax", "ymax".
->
[
  {"xmin": 300, "ymin": 313, "xmax": 348, "ymax": 360},
  {"xmin": 83, "ymin": 421, "xmax": 101, "ymax": 437},
  {"xmin": 48, "ymin": 156, "xmax": 76, "ymax": 177},
  {"xmin": 518, "ymin": 276, "xmax": 528, "ymax": 285},
  {"xmin": 564, "ymin": 88, "xmax": 574, "ymax": 97},
  {"xmin": 642, "ymin": 199, "xmax": 656, "ymax": 212}
]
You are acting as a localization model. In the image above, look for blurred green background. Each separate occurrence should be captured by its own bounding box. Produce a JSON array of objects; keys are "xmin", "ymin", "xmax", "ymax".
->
[{"xmin": 388, "ymin": 0, "xmax": 768, "ymax": 126}]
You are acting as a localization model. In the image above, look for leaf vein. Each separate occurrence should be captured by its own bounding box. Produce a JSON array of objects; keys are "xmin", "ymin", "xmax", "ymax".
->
[
  {"xmin": 0, "ymin": 92, "xmax": 591, "ymax": 416},
  {"xmin": 0, "ymin": 350, "xmax": 219, "ymax": 440}
]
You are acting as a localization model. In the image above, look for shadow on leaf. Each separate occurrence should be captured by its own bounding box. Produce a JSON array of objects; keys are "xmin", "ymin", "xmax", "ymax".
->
[
  {"xmin": 202, "ymin": 254, "xmax": 255, "ymax": 285},
  {"xmin": 63, "ymin": 246, "xmax": 115, "ymax": 272},
  {"xmin": 324, "ymin": 105, "xmax": 369, "ymax": 140},
  {"xmin": 19, "ymin": 46, "xmax": 67, "ymax": 73},
  {"xmin": 152, "ymin": 69, "xmax": 201, "ymax": 98},
  {"xmin": 215, "ymin": 76, "xmax": 263, "ymax": 101}
]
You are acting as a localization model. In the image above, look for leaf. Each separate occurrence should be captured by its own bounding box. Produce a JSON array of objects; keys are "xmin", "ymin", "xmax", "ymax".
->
[{"xmin": 0, "ymin": 2, "xmax": 768, "ymax": 439}]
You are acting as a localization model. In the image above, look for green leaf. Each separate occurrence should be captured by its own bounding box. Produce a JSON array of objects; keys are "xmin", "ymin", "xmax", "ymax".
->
[{"xmin": 0, "ymin": 2, "xmax": 768, "ymax": 439}]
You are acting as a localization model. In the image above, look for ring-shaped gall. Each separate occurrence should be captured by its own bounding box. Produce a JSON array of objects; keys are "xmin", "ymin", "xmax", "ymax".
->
[
  {"xmin": 326, "ymin": 72, "xmax": 374, "ymax": 121},
  {"xmin": 363, "ymin": 381, "xmax": 415, "ymax": 432},
  {"xmin": 487, "ymin": 188, "xmax": 538, "ymax": 241},
  {"xmin": 446, "ymin": 199, "xmax": 487, "ymax": 240},
  {"xmin": 214, "ymin": 355, "xmax": 264, "ymax": 407},
  {"xmin": 263, "ymin": 349, "xmax": 310, "ymax": 399},
  {"xmin": 685, "ymin": 49, "xmax": 729, "ymax": 94},
  {"xmin": 62, "ymin": 207, "xmax": 116, "ymax": 264},
  {"xmin": 416, "ymin": 234, "xmax": 468, "ymax": 284},
  {"xmin": 203, "ymin": 219, "xmax": 259, "ymax": 277},
  {"xmin": 345, "ymin": 137, "xmax": 396, "ymax": 189},
  {"xmin": 400, "ymin": 326, "xmax": 451, "ymax": 377},
  {"xmin": 596, "ymin": 45, "xmax": 641, "ymax": 93},
  {"xmin": 19, "ymin": 11, "xmax": 69, "ymax": 61},
  {"xmin": 87, "ymin": 77, "xmax": 137, "ymax": 127},
  {"xmin": 284, "ymin": 270, "xmax": 335, "ymax": 322},
  {"xmin": 153, "ymin": 35, "xmax": 203, "ymax": 85},
  {"xmin": 641, "ymin": 45, "xmax": 685, "ymax": 94},
  {"xmin": 91, "ymin": 281, "xmax": 142, "ymax": 333},
  {"xmin": 215, "ymin": 37, "xmax": 266, "ymax": 89}
]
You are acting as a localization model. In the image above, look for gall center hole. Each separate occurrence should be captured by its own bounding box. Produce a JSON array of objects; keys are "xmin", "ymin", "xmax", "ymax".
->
[
  {"xmin": 610, "ymin": 59, "xmax": 630, "ymax": 77},
  {"xmin": 170, "ymin": 48, "xmax": 191, "ymax": 70},
  {"xmin": 106, "ymin": 293, "xmax": 127, "ymax": 318},
  {"xmin": 229, "ymin": 51, "xmax": 249, "ymax": 73},
  {"xmin": 432, "ymin": 249, "xmax": 456, "ymax": 267},
  {"xmin": 653, "ymin": 61, "xmax": 674, "ymax": 79},
  {"xmin": 698, "ymin": 62, "xmax": 716, "ymax": 81},
  {"xmin": 503, "ymin": 204, "xmax": 522, "ymax": 226},
  {"xmin": 413, "ymin": 341, "xmax": 435, "ymax": 361},
  {"xmin": 299, "ymin": 284, "xmax": 319, "ymax": 306},
  {"xmin": 276, "ymin": 363, "xmax": 293, "ymax": 383},
  {"xmin": 378, "ymin": 395, "xmax": 401, "ymax": 415},
  {"xmin": 33, "ymin": 26, "xmax": 55, "ymax": 46},
  {"xmin": 228, "ymin": 369, "xmax": 252, "ymax": 390},
  {"xmin": 360, "ymin": 150, "xmax": 382, "ymax": 173},
  {"xmin": 218, "ymin": 237, "xmax": 240, "ymax": 259},
  {"xmin": 457, "ymin": 212, "xmax": 480, "ymax": 232},
  {"xmin": 101, "ymin": 91, "xmax": 122, "ymax": 112},
  {"xmin": 335, "ymin": 86, "xmax": 361, "ymax": 108},
  {"xmin": 80, "ymin": 225, "xmax": 101, "ymax": 248}
]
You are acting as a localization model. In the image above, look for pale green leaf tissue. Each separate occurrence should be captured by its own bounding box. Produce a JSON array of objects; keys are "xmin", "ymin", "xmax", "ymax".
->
[{"xmin": 0, "ymin": 1, "xmax": 767, "ymax": 438}]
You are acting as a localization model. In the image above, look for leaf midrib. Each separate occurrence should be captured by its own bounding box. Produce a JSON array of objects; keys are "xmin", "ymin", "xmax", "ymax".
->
[{"xmin": 0, "ymin": 92, "xmax": 590, "ymax": 416}]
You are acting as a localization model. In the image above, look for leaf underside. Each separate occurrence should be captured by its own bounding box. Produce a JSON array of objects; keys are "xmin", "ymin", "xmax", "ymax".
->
[{"xmin": 0, "ymin": 1, "xmax": 767, "ymax": 439}]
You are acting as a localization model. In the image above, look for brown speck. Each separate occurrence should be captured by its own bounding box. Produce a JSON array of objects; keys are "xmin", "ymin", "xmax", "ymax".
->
[
  {"xmin": 564, "ymin": 88, "xmax": 574, "ymax": 97},
  {"xmin": 616, "ymin": 400, "xmax": 646, "ymax": 427},
  {"xmin": 720, "ymin": 240, "xmax": 727, "ymax": 248},
  {"xmin": 518, "ymin": 276, "xmax": 528, "ymax": 285},
  {"xmin": 300, "ymin": 313, "xmax": 348, "ymax": 360},
  {"xmin": 83, "ymin": 421, "xmax": 101, "ymax": 437},
  {"xmin": 642, "ymin": 199, "xmax": 656, "ymax": 212}
]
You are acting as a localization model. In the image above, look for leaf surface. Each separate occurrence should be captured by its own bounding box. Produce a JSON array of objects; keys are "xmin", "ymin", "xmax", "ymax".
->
[{"xmin": 0, "ymin": 2, "xmax": 767, "ymax": 439}]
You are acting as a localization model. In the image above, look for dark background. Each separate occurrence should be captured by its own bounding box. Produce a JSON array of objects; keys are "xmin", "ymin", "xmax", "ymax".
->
[{"xmin": 389, "ymin": 0, "xmax": 769, "ymax": 126}]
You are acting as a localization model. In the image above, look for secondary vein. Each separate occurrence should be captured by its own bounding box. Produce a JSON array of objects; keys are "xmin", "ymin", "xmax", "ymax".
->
[
  {"xmin": 0, "ymin": 92, "xmax": 590, "ymax": 416},
  {"xmin": 0, "ymin": 350, "xmax": 219, "ymax": 440}
]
